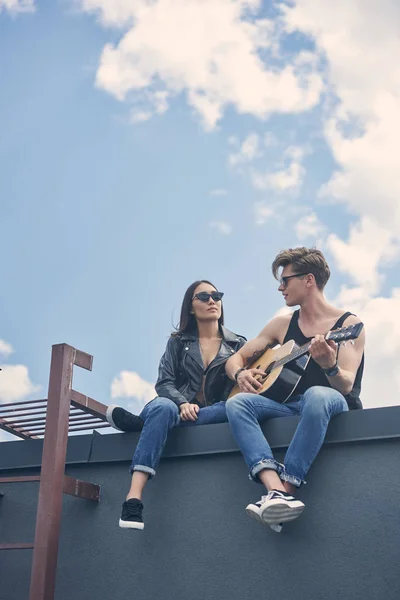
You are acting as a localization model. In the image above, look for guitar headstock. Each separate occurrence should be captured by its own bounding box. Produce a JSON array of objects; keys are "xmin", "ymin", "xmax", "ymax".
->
[{"xmin": 326, "ymin": 322, "xmax": 364, "ymax": 344}]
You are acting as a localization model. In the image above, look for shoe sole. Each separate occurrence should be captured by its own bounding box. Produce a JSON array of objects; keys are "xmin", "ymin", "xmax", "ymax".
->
[
  {"xmin": 119, "ymin": 519, "xmax": 144, "ymax": 530},
  {"xmin": 245, "ymin": 505, "xmax": 282, "ymax": 533},
  {"xmin": 261, "ymin": 501, "xmax": 304, "ymax": 525},
  {"xmin": 245, "ymin": 505, "xmax": 264, "ymax": 525}
]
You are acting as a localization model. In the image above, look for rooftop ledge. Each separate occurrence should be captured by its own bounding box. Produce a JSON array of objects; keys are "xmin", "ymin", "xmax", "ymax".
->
[{"xmin": 1, "ymin": 405, "xmax": 400, "ymax": 473}]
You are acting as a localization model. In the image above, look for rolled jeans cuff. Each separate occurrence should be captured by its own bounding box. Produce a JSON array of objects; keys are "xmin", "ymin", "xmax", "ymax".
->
[
  {"xmin": 280, "ymin": 471, "xmax": 305, "ymax": 488},
  {"xmin": 249, "ymin": 458, "xmax": 285, "ymax": 483},
  {"xmin": 130, "ymin": 464, "xmax": 156, "ymax": 478}
]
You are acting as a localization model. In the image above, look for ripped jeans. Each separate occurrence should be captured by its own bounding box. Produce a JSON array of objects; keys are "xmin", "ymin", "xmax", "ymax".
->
[{"xmin": 226, "ymin": 386, "xmax": 348, "ymax": 487}]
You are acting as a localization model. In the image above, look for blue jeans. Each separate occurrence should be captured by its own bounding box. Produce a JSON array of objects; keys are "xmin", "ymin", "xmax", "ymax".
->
[
  {"xmin": 225, "ymin": 386, "xmax": 348, "ymax": 487},
  {"xmin": 130, "ymin": 397, "xmax": 228, "ymax": 477}
]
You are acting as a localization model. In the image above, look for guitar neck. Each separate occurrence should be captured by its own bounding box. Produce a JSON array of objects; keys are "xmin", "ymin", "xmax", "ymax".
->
[{"xmin": 273, "ymin": 340, "xmax": 313, "ymax": 370}]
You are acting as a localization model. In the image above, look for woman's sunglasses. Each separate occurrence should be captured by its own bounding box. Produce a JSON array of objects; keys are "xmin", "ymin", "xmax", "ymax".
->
[{"xmin": 192, "ymin": 291, "xmax": 224, "ymax": 303}]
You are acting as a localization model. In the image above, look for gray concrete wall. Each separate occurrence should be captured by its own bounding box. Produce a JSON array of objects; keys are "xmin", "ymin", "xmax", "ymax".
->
[{"xmin": 1, "ymin": 407, "xmax": 400, "ymax": 600}]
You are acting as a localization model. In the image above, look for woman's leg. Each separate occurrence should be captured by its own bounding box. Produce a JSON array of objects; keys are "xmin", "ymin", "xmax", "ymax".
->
[
  {"xmin": 128, "ymin": 397, "xmax": 179, "ymax": 498},
  {"xmin": 178, "ymin": 401, "xmax": 228, "ymax": 427}
]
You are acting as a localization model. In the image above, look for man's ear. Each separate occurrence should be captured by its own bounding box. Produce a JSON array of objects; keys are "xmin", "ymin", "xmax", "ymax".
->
[{"xmin": 306, "ymin": 273, "xmax": 316, "ymax": 287}]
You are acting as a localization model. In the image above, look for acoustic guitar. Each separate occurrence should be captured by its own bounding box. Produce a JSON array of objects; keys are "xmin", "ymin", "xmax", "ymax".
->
[{"xmin": 228, "ymin": 322, "xmax": 364, "ymax": 403}]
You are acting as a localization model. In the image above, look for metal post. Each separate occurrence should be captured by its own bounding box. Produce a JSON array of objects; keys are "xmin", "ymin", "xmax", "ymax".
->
[{"xmin": 29, "ymin": 344, "xmax": 75, "ymax": 600}]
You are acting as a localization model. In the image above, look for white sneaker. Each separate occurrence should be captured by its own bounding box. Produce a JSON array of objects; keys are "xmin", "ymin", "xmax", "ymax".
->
[
  {"xmin": 245, "ymin": 498, "xmax": 283, "ymax": 532},
  {"xmin": 259, "ymin": 490, "xmax": 305, "ymax": 525}
]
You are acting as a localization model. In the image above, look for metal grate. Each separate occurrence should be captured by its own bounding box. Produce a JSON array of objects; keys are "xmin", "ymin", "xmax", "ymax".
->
[{"xmin": 0, "ymin": 395, "xmax": 111, "ymax": 440}]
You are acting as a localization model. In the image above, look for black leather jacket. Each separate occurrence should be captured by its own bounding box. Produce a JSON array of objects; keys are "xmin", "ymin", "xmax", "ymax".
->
[{"xmin": 155, "ymin": 326, "xmax": 246, "ymax": 407}]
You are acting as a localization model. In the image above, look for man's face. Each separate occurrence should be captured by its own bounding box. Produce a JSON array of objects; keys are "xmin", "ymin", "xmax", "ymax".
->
[{"xmin": 278, "ymin": 266, "xmax": 308, "ymax": 307}]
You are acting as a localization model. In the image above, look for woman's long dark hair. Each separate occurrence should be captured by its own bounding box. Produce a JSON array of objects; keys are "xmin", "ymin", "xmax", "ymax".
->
[{"xmin": 171, "ymin": 280, "xmax": 224, "ymax": 337}]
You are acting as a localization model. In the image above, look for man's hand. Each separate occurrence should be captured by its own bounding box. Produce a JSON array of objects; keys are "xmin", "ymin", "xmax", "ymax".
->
[
  {"xmin": 309, "ymin": 335, "xmax": 337, "ymax": 370},
  {"xmin": 236, "ymin": 368, "xmax": 267, "ymax": 394},
  {"xmin": 179, "ymin": 402, "xmax": 199, "ymax": 422}
]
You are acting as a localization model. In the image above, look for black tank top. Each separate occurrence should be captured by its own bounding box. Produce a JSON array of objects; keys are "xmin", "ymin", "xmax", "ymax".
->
[{"xmin": 283, "ymin": 310, "xmax": 363, "ymax": 410}]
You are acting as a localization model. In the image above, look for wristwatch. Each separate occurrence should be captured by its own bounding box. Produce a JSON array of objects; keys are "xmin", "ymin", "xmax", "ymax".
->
[{"xmin": 323, "ymin": 361, "xmax": 339, "ymax": 377}]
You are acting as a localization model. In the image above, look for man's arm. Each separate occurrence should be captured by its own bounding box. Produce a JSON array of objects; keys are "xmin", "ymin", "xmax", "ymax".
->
[
  {"xmin": 226, "ymin": 316, "xmax": 285, "ymax": 394},
  {"xmin": 309, "ymin": 315, "xmax": 366, "ymax": 396}
]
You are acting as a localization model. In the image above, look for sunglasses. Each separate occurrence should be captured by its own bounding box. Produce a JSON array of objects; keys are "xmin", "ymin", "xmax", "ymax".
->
[
  {"xmin": 279, "ymin": 273, "xmax": 308, "ymax": 287},
  {"xmin": 192, "ymin": 291, "xmax": 224, "ymax": 303}
]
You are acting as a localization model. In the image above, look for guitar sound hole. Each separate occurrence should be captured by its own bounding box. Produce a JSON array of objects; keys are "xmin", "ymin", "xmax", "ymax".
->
[{"xmin": 265, "ymin": 361, "xmax": 276, "ymax": 376}]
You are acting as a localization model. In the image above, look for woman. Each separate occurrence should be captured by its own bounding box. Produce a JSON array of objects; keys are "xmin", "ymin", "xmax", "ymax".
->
[{"xmin": 106, "ymin": 280, "xmax": 246, "ymax": 530}]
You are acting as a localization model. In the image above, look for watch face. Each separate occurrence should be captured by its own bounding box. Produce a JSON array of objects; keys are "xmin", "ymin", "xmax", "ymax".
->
[{"xmin": 325, "ymin": 364, "xmax": 339, "ymax": 376}]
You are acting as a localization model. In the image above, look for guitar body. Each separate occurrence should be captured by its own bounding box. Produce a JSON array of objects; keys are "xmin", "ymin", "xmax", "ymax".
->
[{"xmin": 228, "ymin": 340, "xmax": 310, "ymax": 403}]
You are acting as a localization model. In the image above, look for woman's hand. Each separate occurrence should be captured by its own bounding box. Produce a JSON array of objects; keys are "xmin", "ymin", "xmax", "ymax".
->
[
  {"xmin": 236, "ymin": 368, "xmax": 267, "ymax": 394},
  {"xmin": 179, "ymin": 402, "xmax": 200, "ymax": 421}
]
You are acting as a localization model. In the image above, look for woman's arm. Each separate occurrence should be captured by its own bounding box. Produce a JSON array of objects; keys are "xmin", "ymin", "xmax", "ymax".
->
[{"xmin": 154, "ymin": 337, "xmax": 189, "ymax": 408}]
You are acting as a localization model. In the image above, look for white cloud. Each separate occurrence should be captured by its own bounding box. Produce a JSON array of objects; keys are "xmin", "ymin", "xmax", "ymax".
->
[
  {"xmin": 277, "ymin": 2, "xmax": 400, "ymax": 411},
  {"xmin": 325, "ymin": 215, "xmax": 400, "ymax": 409},
  {"xmin": 130, "ymin": 110, "xmax": 152, "ymax": 123},
  {"xmin": 79, "ymin": 0, "xmax": 323, "ymax": 129},
  {"xmin": 251, "ymin": 144, "xmax": 308, "ymax": 193},
  {"xmin": 296, "ymin": 212, "xmax": 326, "ymax": 241},
  {"xmin": 327, "ymin": 217, "xmax": 400, "ymax": 295},
  {"xmin": 111, "ymin": 370, "xmax": 156, "ymax": 415},
  {"xmin": 254, "ymin": 201, "xmax": 275, "ymax": 226},
  {"xmin": 282, "ymin": 0, "xmax": 400, "ymax": 233},
  {"xmin": 209, "ymin": 221, "xmax": 232, "ymax": 235},
  {"xmin": 229, "ymin": 133, "xmax": 261, "ymax": 167},
  {"xmin": 0, "ymin": 364, "xmax": 40, "ymax": 403},
  {"xmin": 332, "ymin": 287, "xmax": 400, "ymax": 409},
  {"xmin": 0, "ymin": 0, "xmax": 35, "ymax": 13},
  {"xmin": 252, "ymin": 159, "xmax": 304, "ymax": 193},
  {"xmin": 0, "ymin": 339, "xmax": 14, "ymax": 359},
  {"xmin": 111, "ymin": 370, "xmax": 155, "ymax": 401}
]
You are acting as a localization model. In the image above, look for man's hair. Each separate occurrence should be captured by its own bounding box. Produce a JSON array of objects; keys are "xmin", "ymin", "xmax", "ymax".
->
[{"xmin": 272, "ymin": 247, "xmax": 331, "ymax": 290}]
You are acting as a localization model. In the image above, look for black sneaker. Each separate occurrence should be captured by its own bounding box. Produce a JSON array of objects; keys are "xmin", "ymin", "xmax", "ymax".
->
[
  {"xmin": 106, "ymin": 405, "xmax": 144, "ymax": 432},
  {"xmin": 259, "ymin": 490, "xmax": 305, "ymax": 525},
  {"xmin": 119, "ymin": 498, "xmax": 144, "ymax": 530}
]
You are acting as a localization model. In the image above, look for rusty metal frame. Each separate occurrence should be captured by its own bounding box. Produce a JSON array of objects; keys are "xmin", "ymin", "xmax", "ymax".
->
[{"xmin": 0, "ymin": 343, "xmax": 111, "ymax": 600}]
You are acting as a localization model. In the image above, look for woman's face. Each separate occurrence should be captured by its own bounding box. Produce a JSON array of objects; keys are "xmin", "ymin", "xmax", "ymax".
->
[{"xmin": 191, "ymin": 282, "xmax": 222, "ymax": 324}]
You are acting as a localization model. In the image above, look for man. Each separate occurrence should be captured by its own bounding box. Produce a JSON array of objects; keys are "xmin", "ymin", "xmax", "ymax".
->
[{"xmin": 225, "ymin": 247, "xmax": 365, "ymax": 532}]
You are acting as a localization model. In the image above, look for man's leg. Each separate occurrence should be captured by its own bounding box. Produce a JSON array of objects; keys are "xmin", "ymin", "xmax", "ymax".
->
[
  {"xmin": 120, "ymin": 397, "xmax": 179, "ymax": 529},
  {"xmin": 281, "ymin": 386, "xmax": 348, "ymax": 490},
  {"xmin": 226, "ymin": 392, "xmax": 295, "ymax": 482},
  {"xmin": 226, "ymin": 393, "xmax": 304, "ymax": 527}
]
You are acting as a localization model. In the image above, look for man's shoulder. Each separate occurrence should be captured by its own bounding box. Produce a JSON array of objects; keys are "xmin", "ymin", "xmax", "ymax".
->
[
  {"xmin": 331, "ymin": 309, "xmax": 362, "ymax": 325},
  {"xmin": 267, "ymin": 311, "xmax": 293, "ymax": 331},
  {"xmin": 256, "ymin": 311, "xmax": 293, "ymax": 343}
]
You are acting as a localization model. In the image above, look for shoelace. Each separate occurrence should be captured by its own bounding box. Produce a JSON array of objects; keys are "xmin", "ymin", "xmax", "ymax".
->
[
  {"xmin": 258, "ymin": 491, "xmax": 293, "ymax": 505},
  {"xmin": 125, "ymin": 501, "xmax": 142, "ymax": 517}
]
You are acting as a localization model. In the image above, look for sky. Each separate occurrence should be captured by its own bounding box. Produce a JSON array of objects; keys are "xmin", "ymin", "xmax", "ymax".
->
[{"xmin": 1, "ymin": 0, "xmax": 400, "ymax": 441}]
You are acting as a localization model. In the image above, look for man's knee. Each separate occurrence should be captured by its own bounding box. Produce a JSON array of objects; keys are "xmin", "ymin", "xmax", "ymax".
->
[
  {"xmin": 302, "ymin": 386, "xmax": 347, "ymax": 415},
  {"xmin": 226, "ymin": 393, "xmax": 249, "ymax": 416}
]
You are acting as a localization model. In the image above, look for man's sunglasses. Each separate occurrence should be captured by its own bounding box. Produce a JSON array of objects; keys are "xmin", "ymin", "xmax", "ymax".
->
[
  {"xmin": 192, "ymin": 291, "xmax": 224, "ymax": 303},
  {"xmin": 279, "ymin": 273, "xmax": 309, "ymax": 287}
]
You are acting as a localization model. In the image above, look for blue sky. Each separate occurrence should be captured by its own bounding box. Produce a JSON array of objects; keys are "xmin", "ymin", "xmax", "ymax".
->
[{"xmin": 1, "ymin": 0, "xmax": 400, "ymax": 439}]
